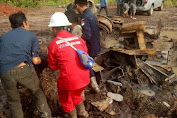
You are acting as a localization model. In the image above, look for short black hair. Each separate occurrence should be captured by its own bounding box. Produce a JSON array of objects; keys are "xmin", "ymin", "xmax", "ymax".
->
[
  {"xmin": 74, "ymin": 0, "xmax": 88, "ymax": 6},
  {"xmin": 65, "ymin": 10, "xmax": 79, "ymax": 23},
  {"xmin": 9, "ymin": 11, "xmax": 27, "ymax": 29}
]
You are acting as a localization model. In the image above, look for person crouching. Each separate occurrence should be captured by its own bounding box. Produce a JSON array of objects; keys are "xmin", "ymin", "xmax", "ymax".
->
[{"xmin": 48, "ymin": 12, "xmax": 90, "ymax": 118}]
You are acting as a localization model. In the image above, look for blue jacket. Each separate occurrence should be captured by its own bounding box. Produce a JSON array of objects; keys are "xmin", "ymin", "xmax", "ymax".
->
[
  {"xmin": 100, "ymin": 0, "xmax": 108, "ymax": 7},
  {"xmin": 116, "ymin": 0, "xmax": 124, "ymax": 4},
  {"xmin": 80, "ymin": 8, "xmax": 100, "ymax": 57}
]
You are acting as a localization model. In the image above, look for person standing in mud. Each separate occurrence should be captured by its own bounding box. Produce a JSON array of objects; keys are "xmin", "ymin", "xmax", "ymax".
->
[
  {"xmin": 123, "ymin": 0, "xmax": 130, "ymax": 17},
  {"xmin": 48, "ymin": 12, "xmax": 90, "ymax": 118},
  {"xmin": 130, "ymin": 0, "xmax": 137, "ymax": 19},
  {"xmin": 116, "ymin": 0, "xmax": 124, "ymax": 16},
  {"xmin": 0, "ymin": 12, "xmax": 52, "ymax": 118},
  {"xmin": 98, "ymin": 0, "xmax": 109, "ymax": 16},
  {"xmin": 75, "ymin": 0, "xmax": 101, "ymax": 93}
]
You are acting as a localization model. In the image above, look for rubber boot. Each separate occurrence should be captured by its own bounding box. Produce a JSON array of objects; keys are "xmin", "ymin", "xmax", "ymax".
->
[
  {"xmin": 81, "ymin": 90, "xmax": 86, "ymax": 101},
  {"xmin": 76, "ymin": 101, "xmax": 89, "ymax": 118},
  {"xmin": 68, "ymin": 108, "xmax": 77, "ymax": 118},
  {"xmin": 90, "ymin": 76, "xmax": 100, "ymax": 93}
]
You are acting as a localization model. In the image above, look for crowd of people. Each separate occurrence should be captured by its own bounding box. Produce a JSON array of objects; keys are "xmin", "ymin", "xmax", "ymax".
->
[{"xmin": 99, "ymin": 0, "xmax": 137, "ymax": 19}]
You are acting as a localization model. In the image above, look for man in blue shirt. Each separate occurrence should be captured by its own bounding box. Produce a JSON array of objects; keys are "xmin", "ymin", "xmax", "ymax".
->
[
  {"xmin": 0, "ymin": 12, "xmax": 51, "ymax": 118},
  {"xmin": 75, "ymin": 0, "xmax": 100, "ymax": 94},
  {"xmin": 98, "ymin": 0, "xmax": 109, "ymax": 16}
]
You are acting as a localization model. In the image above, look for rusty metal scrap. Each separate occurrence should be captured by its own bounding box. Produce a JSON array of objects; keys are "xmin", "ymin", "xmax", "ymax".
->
[
  {"xmin": 137, "ymin": 59, "xmax": 174, "ymax": 84},
  {"xmin": 97, "ymin": 15, "xmax": 113, "ymax": 34},
  {"xmin": 95, "ymin": 50, "xmax": 137, "ymax": 69},
  {"xmin": 120, "ymin": 21, "xmax": 146, "ymax": 34},
  {"xmin": 112, "ymin": 48, "xmax": 156, "ymax": 56},
  {"xmin": 101, "ymin": 67, "xmax": 124, "ymax": 82},
  {"xmin": 137, "ymin": 31, "xmax": 146, "ymax": 50},
  {"xmin": 108, "ymin": 16, "xmax": 124, "ymax": 28}
]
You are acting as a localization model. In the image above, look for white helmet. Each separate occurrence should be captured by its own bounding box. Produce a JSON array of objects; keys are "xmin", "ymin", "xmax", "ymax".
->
[{"xmin": 48, "ymin": 12, "xmax": 72, "ymax": 27}]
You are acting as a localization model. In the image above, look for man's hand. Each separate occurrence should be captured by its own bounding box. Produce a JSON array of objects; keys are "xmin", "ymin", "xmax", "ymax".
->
[{"xmin": 32, "ymin": 57, "xmax": 42, "ymax": 65}]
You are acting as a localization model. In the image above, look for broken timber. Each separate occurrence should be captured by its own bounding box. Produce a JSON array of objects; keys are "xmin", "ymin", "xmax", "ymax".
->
[{"xmin": 137, "ymin": 59, "xmax": 174, "ymax": 84}]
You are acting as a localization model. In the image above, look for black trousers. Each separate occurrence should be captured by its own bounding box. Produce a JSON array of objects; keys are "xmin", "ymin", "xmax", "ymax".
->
[
  {"xmin": 116, "ymin": 4, "xmax": 123, "ymax": 16},
  {"xmin": 99, "ymin": 6, "xmax": 108, "ymax": 15}
]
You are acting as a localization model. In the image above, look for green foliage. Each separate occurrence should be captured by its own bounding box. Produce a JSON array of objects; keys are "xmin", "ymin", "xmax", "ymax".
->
[
  {"xmin": 1, "ymin": 0, "xmax": 176, "ymax": 8},
  {"xmin": 94, "ymin": 0, "xmax": 116, "ymax": 4},
  {"xmin": 164, "ymin": 0, "xmax": 177, "ymax": 7},
  {"xmin": 0, "ymin": 0, "xmax": 40, "ymax": 8},
  {"xmin": 0, "ymin": 0, "xmax": 117, "ymax": 8}
]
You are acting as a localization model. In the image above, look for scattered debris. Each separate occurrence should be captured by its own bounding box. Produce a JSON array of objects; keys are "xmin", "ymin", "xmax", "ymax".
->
[
  {"xmin": 105, "ymin": 105, "xmax": 116, "ymax": 116},
  {"xmin": 139, "ymin": 89, "xmax": 155, "ymax": 97},
  {"xmin": 168, "ymin": 99, "xmax": 177, "ymax": 115},
  {"xmin": 91, "ymin": 97, "xmax": 113, "ymax": 111},
  {"xmin": 163, "ymin": 101, "xmax": 170, "ymax": 108},
  {"xmin": 107, "ymin": 92, "xmax": 123, "ymax": 102},
  {"xmin": 107, "ymin": 80, "xmax": 122, "ymax": 86}
]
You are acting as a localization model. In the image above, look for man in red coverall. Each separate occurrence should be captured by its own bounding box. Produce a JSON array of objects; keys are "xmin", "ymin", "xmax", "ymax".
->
[{"xmin": 48, "ymin": 12, "xmax": 90, "ymax": 118}]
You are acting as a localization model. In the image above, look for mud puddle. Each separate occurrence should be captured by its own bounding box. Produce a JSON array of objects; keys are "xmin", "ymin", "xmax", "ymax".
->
[{"xmin": 160, "ymin": 27, "xmax": 177, "ymax": 39}]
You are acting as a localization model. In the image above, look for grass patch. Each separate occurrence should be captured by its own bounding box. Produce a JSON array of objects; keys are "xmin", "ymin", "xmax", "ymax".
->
[
  {"xmin": 0, "ymin": 0, "xmax": 116, "ymax": 8},
  {"xmin": 164, "ymin": 0, "xmax": 177, "ymax": 7},
  {"xmin": 93, "ymin": 0, "xmax": 116, "ymax": 4},
  {"xmin": 1, "ymin": 0, "xmax": 177, "ymax": 8}
]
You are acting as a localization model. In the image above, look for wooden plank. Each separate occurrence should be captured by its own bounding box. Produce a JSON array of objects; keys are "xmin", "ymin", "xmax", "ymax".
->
[
  {"xmin": 136, "ymin": 31, "xmax": 146, "ymax": 50},
  {"xmin": 138, "ymin": 65, "xmax": 157, "ymax": 84},
  {"xmin": 120, "ymin": 21, "xmax": 146, "ymax": 33},
  {"xmin": 145, "ymin": 63, "xmax": 168, "ymax": 77}
]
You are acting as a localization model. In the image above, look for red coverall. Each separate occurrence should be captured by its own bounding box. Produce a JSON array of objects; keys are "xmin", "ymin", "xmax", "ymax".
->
[{"xmin": 48, "ymin": 31, "xmax": 90, "ymax": 112}]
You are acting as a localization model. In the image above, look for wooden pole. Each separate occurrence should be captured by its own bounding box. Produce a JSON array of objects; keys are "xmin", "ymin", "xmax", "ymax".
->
[{"xmin": 136, "ymin": 31, "xmax": 146, "ymax": 50}]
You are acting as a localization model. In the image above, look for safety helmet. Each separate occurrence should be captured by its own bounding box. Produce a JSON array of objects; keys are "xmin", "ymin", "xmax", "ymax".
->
[{"xmin": 48, "ymin": 12, "xmax": 72, "ymax": 27}]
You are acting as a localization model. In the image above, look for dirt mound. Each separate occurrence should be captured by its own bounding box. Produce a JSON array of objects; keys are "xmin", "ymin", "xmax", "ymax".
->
[{"xmin": 0, "ymin": 4, "xmax": 27, "ymax": 16}]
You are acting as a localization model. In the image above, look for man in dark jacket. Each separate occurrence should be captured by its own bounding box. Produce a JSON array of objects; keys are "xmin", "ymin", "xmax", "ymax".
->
[
  {"xmin": 0, "ymin": 12, "xmax": 51, "ymax": 118},
  {"xmin": 75, "ymin": 0, "xmax": 100, "ymax": 93}
]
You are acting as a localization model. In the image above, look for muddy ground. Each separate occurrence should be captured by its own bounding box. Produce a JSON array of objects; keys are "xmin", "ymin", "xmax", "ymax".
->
[{"xmin": 0, "ymin": 4, "xmax": 177, "ymax": 118}]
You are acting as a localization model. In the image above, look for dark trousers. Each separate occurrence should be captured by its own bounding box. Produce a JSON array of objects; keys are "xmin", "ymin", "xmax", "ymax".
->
[
  {"xmin": 98, "ymin": 6, "xmax": 108, "ymax": 15},
  {"xmin": 0, "ymin": 65, "xmax": 51, "ymax": 118},
  {"xmin": 116, "ymin": 4, "xmax": 123, "ymax": 16}
]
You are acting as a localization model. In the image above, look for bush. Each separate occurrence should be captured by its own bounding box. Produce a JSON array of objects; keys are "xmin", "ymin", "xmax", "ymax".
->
[
  {"xmin": 164, "ymin": 0, "xmax": 177, "ymax": 7},
  {"xmin": 1, "ymin": 0, "xmax": 176, "ymax": 8},
  {"xmin": 0, "ymin": 0, "xmax": 117, "ymax": 8},
  {"xmin": 0, "ymin": 0, "xmax": 40, "ymax": 8}
]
